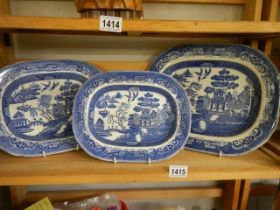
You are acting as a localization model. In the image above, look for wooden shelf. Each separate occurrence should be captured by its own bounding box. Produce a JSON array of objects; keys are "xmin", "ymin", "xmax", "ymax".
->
[
  {"xmin": 28, "ymin": 0, "xmax": 246, "ymax": 4},
  {"xmin": 0, "ymin": 133, "xmax": 279, "ymax": 186},
  {"xmin": 0, "ymin": 16, "xmax": 280, "ymax": 37},
  {"xmin": 23, "ymin": 0, "xmax": 247, "ymax": 4},
  {"xmin": 265, "ymin": 131, "xmax": 280, "ymax": 157},
  {"xmin": 143, "ymin": 0, "xmax": 245, "ymax": 4}
]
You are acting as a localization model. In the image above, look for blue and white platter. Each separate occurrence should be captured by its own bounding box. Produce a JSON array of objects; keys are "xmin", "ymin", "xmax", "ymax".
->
[
  {"xmin": 150, "ymin": 44, "xmax": 280, "ymax": 156},
  {"xmin": 0, "ymin": 60, "xmax": 100, "ymax": 157},
  {"xmin": 72, "ymin": 71, "xmax": 191, "ymax": 162}
]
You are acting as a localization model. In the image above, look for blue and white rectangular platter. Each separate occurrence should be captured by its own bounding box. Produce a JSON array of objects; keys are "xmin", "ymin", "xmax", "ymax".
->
[
  {"xmin": 72, "ymin": 71, "xmax": 191, "ymax": 162},
  {"xmin": 0, "ymin": 60, "xmax": 100, "ymax": 157},
  {"xmin": 150, "ymin": 44, "xmax": 280, "ymax": 156}
]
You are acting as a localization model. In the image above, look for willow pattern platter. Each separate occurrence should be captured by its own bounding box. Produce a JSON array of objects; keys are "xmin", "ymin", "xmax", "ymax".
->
[
  {"xmin": 150, "ymin": 44, "xmax": 280, "ymax": 156},
  {"xmin": 0, "ymin": 60, "xmax": 100, "ymax": 156},
  {"xmin": 73, "ymin": 71, "xmax": 191, "ymax": 162}
]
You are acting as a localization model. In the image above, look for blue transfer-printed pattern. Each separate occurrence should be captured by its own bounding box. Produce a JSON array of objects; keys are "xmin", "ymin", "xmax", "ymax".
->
[
  {"xmin": 150, "ymin": 44, "xmax": 280, "ymax": 155},
  {"xmin": 0, "ymin": 60, "xmax": 100, "ymax": 156},
  {"xmin": 3, "ymin": 73, "xmax": 85, "ymax": 141},
  {"xmin": 73, "ymin": 71, "xmax": 191, "ymax": 162},
  {"xmin": 88, "ymin": 85, "xmax": 177, "ymax": 147},
  {"xmin": 163, "ymin": 60, "xmax": 261, "ymax": 137}
]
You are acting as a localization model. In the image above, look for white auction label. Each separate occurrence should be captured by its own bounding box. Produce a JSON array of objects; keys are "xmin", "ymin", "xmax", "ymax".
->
[
  {"xmin": 169, "ymin": 165, "xmax": 188, "ymax": 178},
  {"xmin": 99, "ymin": 16, "xmax": 123, "ymax": 33}
]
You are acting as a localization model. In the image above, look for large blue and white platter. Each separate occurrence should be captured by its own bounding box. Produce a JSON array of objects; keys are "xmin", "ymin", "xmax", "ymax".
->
[
  {"xmin": 150, "ymin": 44, "xmax": 280, "ymax": 156},
  {"xmin": 73, "ymin": 71, "xmax": 191, "ymax": 162},
  {"xmin": 0, "ymin": 60, "xmax": 100, "ymax": 157}
]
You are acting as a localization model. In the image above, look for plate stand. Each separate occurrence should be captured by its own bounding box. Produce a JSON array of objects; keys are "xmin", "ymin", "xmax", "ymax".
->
[{"xmin": 112, "ymin": 157, "xmax": 152, "ymax": 164}]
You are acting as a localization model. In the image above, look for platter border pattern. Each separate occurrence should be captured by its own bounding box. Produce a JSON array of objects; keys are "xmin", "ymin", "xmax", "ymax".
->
[
  {"xmin": 0, "ymin": 60, "xmax": 100, "ymax": 156},
  {"xmin": 150, "ymin": 45, "xmax": 280, "ymax": 155}
]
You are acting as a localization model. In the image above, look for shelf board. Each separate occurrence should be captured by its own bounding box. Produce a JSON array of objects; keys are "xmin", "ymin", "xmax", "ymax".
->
[
  {"xmin": 0, "ymin": 134, "xmax": 279, "ymax": 186},
  {"xmin": 15, "ymin": 60, "xmax": 151, "ymax": 71},
  {"xmin": 143, "ymin": 0, "xmax": 245, "ymax": 4},
  {"xmin": 39, "ymin": 0, "xmax": 246, "ymax": 5},
  {"xmin": 265, "ymin": 131, "xmax": 280, "ymax": 157},
  {"xmin": 0, "ymin": 16, "xmax": 280, "ymax": 37},
  {"xmin": 25, "ymin": 187, "xmax": 224, "ymax": 204},
  {"xmin": 35, "ymin": 0, "xmax": 245, "ymax": 3}
]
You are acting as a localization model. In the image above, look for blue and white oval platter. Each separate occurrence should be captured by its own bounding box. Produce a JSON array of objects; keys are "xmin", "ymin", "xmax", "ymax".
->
[
  {"xmin": 0, "ymin": 60, "xmax": 100, "ymax": 156},
  {"xmin": 73, "ymin": 71, "xmax": 191, "ymax": 162},
  {"xmin": 150, "ymin": 44, "xmax": 280, "ymax": 156}
]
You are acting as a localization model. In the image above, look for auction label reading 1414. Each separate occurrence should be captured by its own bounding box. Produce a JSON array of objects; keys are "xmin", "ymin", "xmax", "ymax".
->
[{"xmin": 100, "ymin": 16, "xmax": 123, "ymax": 33}]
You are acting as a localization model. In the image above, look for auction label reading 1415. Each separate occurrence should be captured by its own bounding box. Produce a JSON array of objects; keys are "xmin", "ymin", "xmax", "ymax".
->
[{"xmin": 169, "ymin": 165, "xmax": 188, "ymax": 178}]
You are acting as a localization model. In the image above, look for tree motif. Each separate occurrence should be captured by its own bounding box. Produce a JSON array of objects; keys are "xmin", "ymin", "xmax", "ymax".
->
[
  {"xmin": 11, "ymin": 85, "xmax": 41, "ymax": 104},
  {"xmin": 38, "ymin": 95, "xmax": 53, "ymax": 121},
  {"xmin": 55, "ymin": 80, "xmax": 80, "ymax": 115},
  {"xmin": 125, "ymin": 87, "xmax": 139, "ymax": 102},
  {"xmin": 53, "ymin": 103, "xmax": 66, "ymax": 118},
  {"xmin": 195, "ymin": 68, "xmax": 211, "ymax": 81},
  {"xmin": 136, "ymin": 93, "xmax": 160, "ymax": 109},
  {"xmin": 39, "ymin": 95, "xmax": 52, "ymax": 109},
  {"xmin": 173, "ymin": 69, "xmax": 193, "ymax": 87},
  {"xmin": 210, "ymin": 69, "xmax": 239, "ymax": 90},
  {"xmin": 132, "ymin": 93, "xmax": 160, "ymax": 127},
  {"xmin": 204, "ymin": 87, "xmax": 214, "ymax": 96},
  {"xmin": 107, "ymin": 102, "xmax": 130, "ymax": 129},
  {"xmin": 96, "ymin": 95, "xmax": 110, "ymax": 109},
  {"xmin": 115, "ymin": 92, "xmax": 122, "ymax": 99}
]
